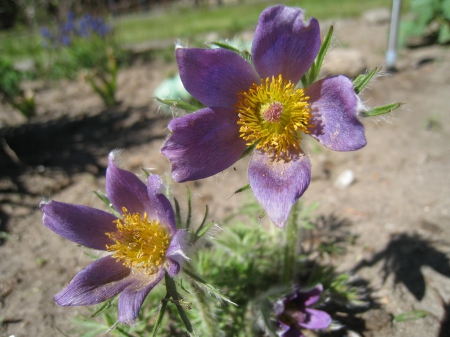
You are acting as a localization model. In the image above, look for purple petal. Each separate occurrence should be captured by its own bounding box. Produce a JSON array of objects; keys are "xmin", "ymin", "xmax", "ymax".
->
[
  {"xmin": 248, "ymin": 149, "xmax": 311, "ymax": 228},
  {"xmin": 166, "ymin": 259, "xmax": 181, "ymax": 277},
  {"xmin": 147, "ymin": 174, "xmax": 177, "ymax": 235},
  {"xmin": 166, "ymin": 229, "xmax": 189, "ymax": 270},
  {"xmin": 306, "ymin": 75, "xmax": 367, "ymax": 151},
  {"xmin": 252, "ymin": 5, "xmax": 320, "ymax": 84},
  {"xmin": 118, "ymin": 269, "xmax": 164, "ymax": 325},
  {"xmin": 279, "ymin": 325, "xmax": 305, "ymax": 337},
  {"xmin": 176, "ymin": 47, "xmax": 259, "ymax": 108},
  {"xmin": 106, "ymin": 153, "xmax": 150, "ymax": 215},
  {"xmin": 300, "ymin": 308, "xmax": 332, "ymax": 330},
  {"xmin": 55, "ymin": 255, "xmax": 134, "ymax": 306},
  {"xmin": 161, "ymin": 107, "xmax": 247, "ymax": 182},
  {"xmin": 41, "ymin": 201, "xmax": 116, "ymax": 250},
  {"xmin": 295, "ymin": 284, "xmax": 323, "ymax": 307}
]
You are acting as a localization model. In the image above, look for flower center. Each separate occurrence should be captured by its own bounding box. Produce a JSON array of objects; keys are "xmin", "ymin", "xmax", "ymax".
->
[
  {"xmin": 236, "ymin": 75, "xmax": 313, "ymax": 156},
  {"xmin": 106, "ymin": 207, "xmax": 170, "ymax": 275}
]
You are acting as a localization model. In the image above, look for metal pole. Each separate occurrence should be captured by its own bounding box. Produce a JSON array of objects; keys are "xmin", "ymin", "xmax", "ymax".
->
[{"xmin": 386, "ymin": 0, "xmax": 402, "ymax": 70}]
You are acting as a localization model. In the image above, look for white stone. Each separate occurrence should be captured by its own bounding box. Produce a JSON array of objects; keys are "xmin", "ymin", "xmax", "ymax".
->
[{"xmin": 334, "ymin": 169, "xmax": 355, "ymax": 189}]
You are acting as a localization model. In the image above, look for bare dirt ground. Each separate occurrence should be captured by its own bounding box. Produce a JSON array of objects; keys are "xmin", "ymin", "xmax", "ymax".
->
[{"xmin": 1, "ymin": 9, "xmax": 450, "ymax": 337}]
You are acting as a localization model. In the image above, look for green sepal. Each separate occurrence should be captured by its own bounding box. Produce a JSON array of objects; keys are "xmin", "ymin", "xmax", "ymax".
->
[
  {"xmin": 93, "ymin": 190, "xmax": 121, "ymax": 218},
  {"xmin": 183, "ymin": 268, "xmax": 237, "ymax": 306},
  {"xmin": 156, "ymin": 97, "xmax": 200, "ymax": 113},
  {"xmin": 210, "ymin": 41, "xmax": 252, "ymax": 64},
  {"xmin": 362, "ymin": 102, "xmax": 403, "ymax": 117},
  {"xmin": 301, "ymin": 25, "xmax": 333, "ymax": 87},
  {"xmin": 353, "ymin": 67, "xmax": 378, "ymax": 94}
]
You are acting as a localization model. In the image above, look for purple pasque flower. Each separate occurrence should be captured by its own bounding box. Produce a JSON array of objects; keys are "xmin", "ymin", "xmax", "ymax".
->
[
  {"xmin": 41, "ymin": 152, "xmax": 188, "ymax": 325},
  {"xmin": 161, "ymin": 5, "xmax": 367, "ymax": 228},
  {"xmin": 275, "ymin": 285, "xmax": 331, "ymax": 337}
]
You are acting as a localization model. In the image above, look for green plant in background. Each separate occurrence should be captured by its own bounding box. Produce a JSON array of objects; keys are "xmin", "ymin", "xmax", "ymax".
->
[
  {"xmin": 0, "ymin": 57, "xmax": 35, "ymax": 119},
  {"xmin": 84, "ymin": 47, "xmax": 118, "ymax": 107},
  {"xmin": 400, "ymin": 0, "xmax": 450, "ymax": 45}
]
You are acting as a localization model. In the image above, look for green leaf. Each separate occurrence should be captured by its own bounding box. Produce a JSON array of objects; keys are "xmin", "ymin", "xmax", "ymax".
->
[
  {"xmin": 141, "ymin": 167, "xmax": 151, "ymax": 178},
  {"xmin": 442, "ymin": 0, "xmax": 450, "ymax": 20},
  {"xmin": 186, "ymin": 186, "xmax": 192, "ymax": 230},
  {"xmin": 239, "ymin": 141, "xmax": 258, "ymax": 159},
  {"xmin": 233, "ymin": 184, "xmax": 251, "ymax": 195},
  {"xmin": 93, "ymin": 191, "xmax": 120, "ymax": 218},
  {"xmin": 301, "ymin": 25, "xmax": 333, "ymax": 87},
  {"xmin": 90, "ymin": 298, "xmax": 116, "ymax": 318},
  {"xmin": 393, "ymin": 309, "xmax": 431, "ymax": 322},
  {"xmin": 164, "ymin": 272, "xmax": 194, "ymax": 334},
  {"xmin": 210, "ymin": 41, "xmax": 252, "ymax": 64},
  {"xmin": 183, "ymin": 268, "xmax": 237, "ymax": 306},
  {"xmin": 155, "ymin": 97, "xmax": 199, "ymax": 113},
  {"xmin": 151, "ymin": 293, "xmax": 170, "ymax": 337},
  {"xmin": 362, "ymin": 102, "xmax": 403, "ymax": 117},
  {"xmin": 174, "ymin": 197, "xmax": 182, "ymax": 229},
  {"xmin": 438, "ymin": 22, "xmax": 450, "ymax": 44},
  {"xmin": 193, "ymin": 205, "xmax": 211, "ymax": 243},
  {"xmin": 353, "ymin": 67, "xmax": 378, "ymax": 94}
]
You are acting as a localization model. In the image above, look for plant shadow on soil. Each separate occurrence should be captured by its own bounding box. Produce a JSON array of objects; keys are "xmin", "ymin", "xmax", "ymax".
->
[{"xmin": 0, "ymin": 106, "xmax": 170, "ymax": 240}]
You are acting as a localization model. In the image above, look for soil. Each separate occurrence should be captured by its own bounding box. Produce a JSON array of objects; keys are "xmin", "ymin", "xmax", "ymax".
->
[{"xmin": 1, "ymin": 9, "xmax": 450, "ymax": 337}]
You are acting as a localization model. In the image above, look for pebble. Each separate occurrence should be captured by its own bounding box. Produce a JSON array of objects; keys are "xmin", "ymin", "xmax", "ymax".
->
[{"xmin": 334, "ymin": 169, "xmax": 355, "ymax": 189}]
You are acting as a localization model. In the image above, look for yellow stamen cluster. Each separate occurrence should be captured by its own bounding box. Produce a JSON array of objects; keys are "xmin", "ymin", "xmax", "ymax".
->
[
  {"xmin": 236, "ymin": 74, "xmax": 313, "ymax": 157},
  {"xmin": 106, "ymin": 208, "xmax": 170, "ymax": 275}
]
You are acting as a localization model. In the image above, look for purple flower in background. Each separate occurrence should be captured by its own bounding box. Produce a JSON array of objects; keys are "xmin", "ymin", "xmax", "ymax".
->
[
  {"xmin": 41, "ymin": 152, "xmax": 188, "ymax": 325},
  {"xmin": 161, "ymin": 5, "xmax": 367, "ymax": 228},
  {"xmin": 275, "ymin": 285, "xmax": 331, "ymax": 337}
]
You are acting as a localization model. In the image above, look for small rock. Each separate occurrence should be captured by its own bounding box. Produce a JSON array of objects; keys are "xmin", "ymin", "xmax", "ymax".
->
[
  {"xmin": 362, "ymin": 8, "xmax": 391, "ymax": 25},
  {"xmin": 321, "ymin": 48, "xmax": 366, "ymax": 78},
  {"xmin": 334, "ymin": 169, "xmax": 355, "ymax": 189}
]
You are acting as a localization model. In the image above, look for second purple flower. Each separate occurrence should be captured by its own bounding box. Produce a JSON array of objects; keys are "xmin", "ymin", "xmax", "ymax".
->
[{"xmin": 161, "ymin": 5, "xmax": 367, "ymax": 228}]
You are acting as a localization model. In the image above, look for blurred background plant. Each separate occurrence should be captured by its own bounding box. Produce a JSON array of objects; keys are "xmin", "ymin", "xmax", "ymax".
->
[
  {"xmin": 400, "ymin": 0, "xmax": 450, "ymax": 46},
  {"xmin": 0, "ymin": 57, "xmax": 35, "ymax": 118}
]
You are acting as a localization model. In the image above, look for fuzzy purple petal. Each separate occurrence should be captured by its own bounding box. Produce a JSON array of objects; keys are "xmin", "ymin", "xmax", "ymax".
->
[
  {"xmin": 299, "ymin": 308, "xmax": 332, "ymax": 330},
  {"xmin": 166, "ymin": 229, "xmax": 189, "ymax": 272},
  {"xmin": 118, "ymin": 269, "xmax": 164, "ymax": 325},
  {"xmin": 147, "ymin": 174, "xmax": 177, "ymax": 235},
  {"xmin": 106, "ymin": 153, "xmax": 150, "ymax": 215},
  {"xmin": 248, "ymin": 149, "xmax": 311, "ymax": 228},
  {"xmin": 41, "ymin": 201, "xmax": 115, "ymax": 250},
  {"xmin": 166, "ymin": 259, "xmax": 181, "ymax": 277},
  {"xmin": 252, "ymin": 5, "xmax": 320, "ymax": 84},
  {"xmin": 177, "ymin": 47, "xmax": 259, "ymax": 108},
  {"xmin": 54, "ymin": 255, "xmax": 134, "ymax": 306},
  {"xmin": 161, "ymin": 107, "xmax": 247, "ymax": 182},
  {"xmin": 306, "ymin": 75, "xmax": 367, "ymax": 151},
  {"xmin": 294, "ymin": 284, "xmax": 323, "ymax": 307}
]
